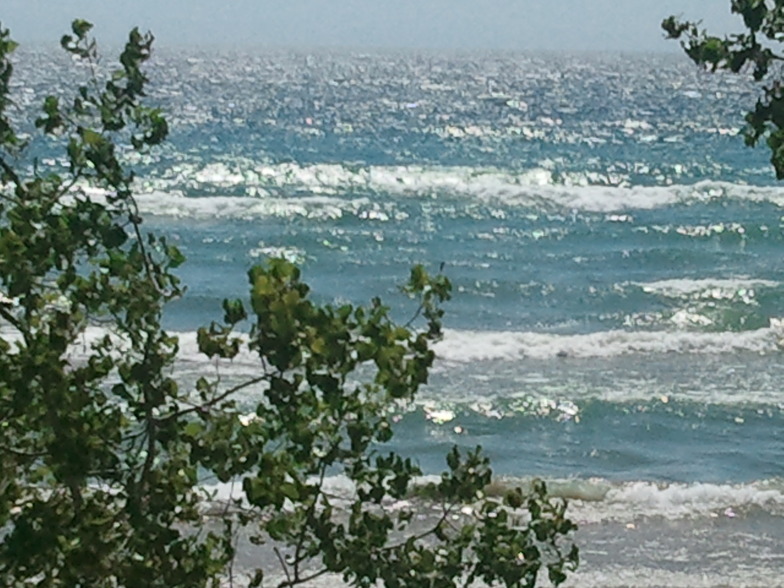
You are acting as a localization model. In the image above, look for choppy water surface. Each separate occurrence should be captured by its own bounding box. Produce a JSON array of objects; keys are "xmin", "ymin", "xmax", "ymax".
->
[{"xmin": 11, "ymin": 48, "xmax": 784, "ymax": 585}]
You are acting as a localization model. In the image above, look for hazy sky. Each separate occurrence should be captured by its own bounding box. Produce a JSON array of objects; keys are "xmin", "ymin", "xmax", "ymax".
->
[{"xmin": 3, "ymin": 1, "xmax": 739, "ymax": 51}]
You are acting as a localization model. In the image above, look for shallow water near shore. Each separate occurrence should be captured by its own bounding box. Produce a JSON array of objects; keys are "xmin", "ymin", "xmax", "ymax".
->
[{"xmin": 10, "ymin": 47, "xmax": 784, "ymax": 585}]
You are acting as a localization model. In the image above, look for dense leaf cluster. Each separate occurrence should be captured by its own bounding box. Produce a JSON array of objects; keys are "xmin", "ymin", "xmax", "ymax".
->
[
  {"xmin": 664, "ymin": 0, "xmax": 784, "ymax": 177},
  {"xmin": 0, "ymin": 21, "xmax": 577, "ymax": 587}
]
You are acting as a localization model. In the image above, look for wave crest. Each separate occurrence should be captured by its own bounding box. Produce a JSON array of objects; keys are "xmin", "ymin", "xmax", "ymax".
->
[
  {"xmin": 118, "ymin": 162, "xmax": 784, "ymax": 217},
  {"xmin": 435, "ymin": 322, "xmax": 784, "ymax": 361}
]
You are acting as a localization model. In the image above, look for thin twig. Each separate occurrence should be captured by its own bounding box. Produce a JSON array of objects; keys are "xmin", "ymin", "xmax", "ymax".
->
[
  {"xmin": 0, "ymin": 156, "xmax": 21, "ymax": 186},
  {"xmin": 0, "ymin": 305, "xmax": 23, "ymax": 331},
  {"xmin": 159, "ymin": 374, "xmax": 270, "ymax": 423},
  {"xmin": 292, "ymin": 460, "xmax": 330, "ymax": 582},
  {"xmin": 274, "ymin": 547, "xmax": 292, "ymax": 587},
  {"xmin": 286, "ymin": 567, "xmax": 329, "ymax": 586},
  {"xmin": 403, "ymin": 302, "xmax": 426, "ymax": 329}
]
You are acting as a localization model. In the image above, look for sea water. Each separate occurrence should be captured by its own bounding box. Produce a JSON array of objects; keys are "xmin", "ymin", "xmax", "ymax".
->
[{"xmin": 9, "ymin": 48, "xmax": 784, "ymax": 586}]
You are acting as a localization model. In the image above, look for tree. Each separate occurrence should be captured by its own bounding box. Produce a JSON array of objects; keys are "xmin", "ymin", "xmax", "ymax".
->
[
  {"xmin": 0, "ymin": 21, "xmax": 577, "ymax": 587},
  {"xmin": 663, "ymin": 1, "xmax": 784, "ymax": 178}
]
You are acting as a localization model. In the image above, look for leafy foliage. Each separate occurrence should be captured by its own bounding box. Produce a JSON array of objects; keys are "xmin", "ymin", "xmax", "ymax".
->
[
  {"xmin": 0, "ymin": 21, "xmax": 577, "ymax": 587},
  {"xmin": 664, "ymin": 1, "xmax": 784, "ymax": 178}
]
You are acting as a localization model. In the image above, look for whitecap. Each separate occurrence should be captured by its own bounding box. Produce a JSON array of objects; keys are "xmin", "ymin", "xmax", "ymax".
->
[{"xmin": 433, "ymin": 323, "xmax": 784, "ymax": 362}]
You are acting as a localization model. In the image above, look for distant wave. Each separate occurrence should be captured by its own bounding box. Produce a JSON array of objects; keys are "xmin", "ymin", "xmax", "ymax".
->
[
  {"xmin": 112, "ymin": 161, "xmax": 784, "ymax": 217},
  {"xmin": 136, "ymin": 191, "xmax": 364, "ymax": 221},
  {"xmin": 434, "ymin": 321, "xmax": 784, "ymax": 361},
  {"xmin": 41, "ymin": 315, "xmax": 784, "ymax": 377},
  {"xmin": 24, "ymin": 322, "xmax": 776, "ymax": 410},
  {"xmin": 632, "ymin": 277, "xmax": 778, "ymax": 298},
  {"xmin": 53, "ymin": 320, "xmax": 784, "ymax": 369},
  {"xmin": 65, "ymin": 161, "xmax": 784, "ymax": 217}
]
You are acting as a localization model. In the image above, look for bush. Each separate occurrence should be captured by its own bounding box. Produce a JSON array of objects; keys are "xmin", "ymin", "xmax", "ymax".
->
[{"xmin": 0, "ymin": 21, "xmax": 577, "ymax": 587}]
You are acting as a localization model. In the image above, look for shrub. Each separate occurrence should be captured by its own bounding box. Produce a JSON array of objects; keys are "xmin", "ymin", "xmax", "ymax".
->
[{"xmin": 0, "ymin": 21, "xmax": 577, "ymax": 587}]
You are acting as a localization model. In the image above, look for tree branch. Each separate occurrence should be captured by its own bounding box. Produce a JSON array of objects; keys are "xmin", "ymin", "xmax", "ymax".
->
[{"xmin": 158, "ymin": 373, "xmax": 271, "ymax": 424}]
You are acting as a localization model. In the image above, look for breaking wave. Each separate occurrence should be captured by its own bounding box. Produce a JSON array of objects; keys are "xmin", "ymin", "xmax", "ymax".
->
[
  {"xmin": 203, "ymin": 474, "xmax": 784, "ymax": 524},
  {"xmin": 434, "ymin": 321, "xmax": 784, "ymax": 362},
  {"xmin": 114, "ymin": 162, "xmax": 784, "ymax": 217}
]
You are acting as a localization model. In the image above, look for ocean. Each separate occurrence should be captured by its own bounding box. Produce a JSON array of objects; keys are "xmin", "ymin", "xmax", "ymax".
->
[{"xmin": 10, "ymin": 47, "xmax": 784, "ymax": 586}]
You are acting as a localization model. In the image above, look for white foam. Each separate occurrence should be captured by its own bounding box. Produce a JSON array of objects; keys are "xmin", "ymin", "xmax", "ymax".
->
[
  {"xmin": 134, "ymin": 191, "xmax": 366, "ymax": 221},
  {"xmin": 634, "ymin": 277, "xmax": 778, "ymax": 298},
  {"xmin": 569, "ymin": 479, "xmax": 784, "ymax": 524},
  {"xmin": 434, "ymin": 322, "xmax": 784, "ymax": 362},
  {"xmin": 560, "ymin": 567, "xmax": 784, "ymax": 588},
  {"xmin": 61, "ymin": 322, "xmax": 784, "ymax": 368},
  {"xmin": 121, "ymin": 163, "xmax": 784, "ymax": 217},
  {"xmin": 16, "ymin": 323, "xmax": 784, "ymax": 411}
]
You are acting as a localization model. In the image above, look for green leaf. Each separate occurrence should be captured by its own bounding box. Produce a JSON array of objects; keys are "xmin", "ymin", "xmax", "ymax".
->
[
  {"xmin": 81, "ymin": 128, "xmax": 103, "ymax": 146},
  {"xmin": 71, "ymin": 19, "xmax": 93, "ymax": 39},
  {"xmin": 222, "ymin": 298, "xmax": 246, "ymax": 324},
  {"xmin": 183, "ymin": 422, "xmax": 203, "ymax": 437},
  {"xmin": 167, "ymin": 244, "xmax": 186, "ymax": 268},
  {"xmin": 279, "ymin": 482, "xmax": 299, "ymax": 501}
]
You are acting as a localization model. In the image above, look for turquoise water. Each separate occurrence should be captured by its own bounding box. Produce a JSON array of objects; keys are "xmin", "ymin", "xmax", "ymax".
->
[{"xmin": 12, "ymin": 48, "xmax": 784, "ymax": 585}]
